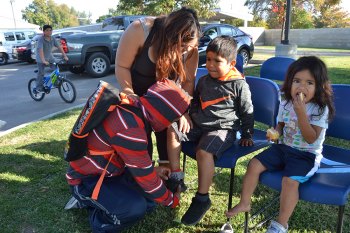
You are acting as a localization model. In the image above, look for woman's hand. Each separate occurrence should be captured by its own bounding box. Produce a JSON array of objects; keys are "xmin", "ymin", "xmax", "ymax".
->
[
  {"xmin": 178, "ymin": 113, "xmax": 193, "ymax": 134},
  {"xmin": 155, "ymin": 166, "xmax": 171, "ymax": 180}
]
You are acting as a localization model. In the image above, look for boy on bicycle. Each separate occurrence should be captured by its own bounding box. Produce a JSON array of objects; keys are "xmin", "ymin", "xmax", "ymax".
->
[{"xmin": 35, "ymin": 25, "xmax": 68, "ymax": 92}]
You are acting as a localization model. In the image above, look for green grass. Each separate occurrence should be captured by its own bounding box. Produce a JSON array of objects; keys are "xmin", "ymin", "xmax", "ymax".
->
[
  {"xmin": 247, "ymin": 56, "xmax": 350, "ymax": 84},
  {"xmin": 1, "ymin": 109, "xmax": 350, "ymax": 233},
  {"xmin": 0, "ymin": 54, "xmax": 349, "ymax": 232}
]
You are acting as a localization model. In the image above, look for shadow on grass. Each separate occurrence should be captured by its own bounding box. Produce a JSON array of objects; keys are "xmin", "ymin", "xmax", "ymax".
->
[{"xmin": 0, "ymin": 139, "xmax": 92, "ymax": 233}]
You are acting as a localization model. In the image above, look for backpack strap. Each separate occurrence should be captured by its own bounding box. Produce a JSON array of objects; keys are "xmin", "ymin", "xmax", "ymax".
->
[{"xmin": 91, "ymin": 152, "xmax": 115, "ymax": 200}]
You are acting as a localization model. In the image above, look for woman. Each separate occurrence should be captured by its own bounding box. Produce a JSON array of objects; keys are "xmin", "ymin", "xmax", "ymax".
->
[{"xmin": 115, "ymin": 7, "xmax": 200, "ymax": 163}]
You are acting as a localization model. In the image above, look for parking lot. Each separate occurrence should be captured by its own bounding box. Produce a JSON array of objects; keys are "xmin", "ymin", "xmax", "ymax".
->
[{"xmin": 0, "ymin": 61, "xmax": 119, "ymax": 134}]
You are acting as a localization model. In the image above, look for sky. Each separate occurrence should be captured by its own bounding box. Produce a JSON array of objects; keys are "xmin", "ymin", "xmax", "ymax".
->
[
  {"xmin": 0, "ymin": 0, "xmax": 119, "ymax": 23},
  {"xmin": 1, "ymin": 0, "xmax": 350, "ymax": 25}
]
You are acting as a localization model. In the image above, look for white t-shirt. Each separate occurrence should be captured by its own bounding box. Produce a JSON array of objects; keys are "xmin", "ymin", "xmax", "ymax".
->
[{"xmin": 277, "ymin": 100, "xmax": 329, "ymax": 162}]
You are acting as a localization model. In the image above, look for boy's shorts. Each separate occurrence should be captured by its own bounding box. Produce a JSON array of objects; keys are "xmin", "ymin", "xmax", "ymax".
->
[
  {"xmin": 172, "ymin": 122, "xmax": 236, "ymax": 159},
  {"xmin": 255, "ymin": 144, "xmax": 319, "ymax": 183}
]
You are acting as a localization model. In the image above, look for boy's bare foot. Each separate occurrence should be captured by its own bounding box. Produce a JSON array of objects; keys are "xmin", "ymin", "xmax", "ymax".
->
[{"xmin": 225, "ymin": 203, "xmax": 250, "ymax": 218}]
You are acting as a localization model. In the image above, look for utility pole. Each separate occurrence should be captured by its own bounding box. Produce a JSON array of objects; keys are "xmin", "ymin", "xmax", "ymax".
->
[
  {"xmin": 10, "ymin": 0, "xmax": 17, "ymax": 28},
  {"xmin": 282, "ymin": 0, "xmax": 292, "ymax": 44}
]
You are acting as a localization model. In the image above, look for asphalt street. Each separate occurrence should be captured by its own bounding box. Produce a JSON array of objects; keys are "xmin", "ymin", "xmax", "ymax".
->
[{"xmin": 0, "ymin": 61, "xmax": 119, "ymax": 135}]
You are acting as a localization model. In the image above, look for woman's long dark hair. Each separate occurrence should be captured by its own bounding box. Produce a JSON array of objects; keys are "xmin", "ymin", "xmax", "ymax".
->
[
  {"xmin": 281, "ymin": 56, "xmax": 335, "ymax": 120},
  {"xmin": 152, "ymin": 7, "xmax": 200, "ymax": 83}
]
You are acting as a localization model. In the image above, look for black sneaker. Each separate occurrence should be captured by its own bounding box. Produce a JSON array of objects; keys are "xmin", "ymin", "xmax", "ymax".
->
[
  {"xmin": 181, "ymin": 197, "xmax": 211, "ymax": 225},
  {"xmin": 165, "ymin": 177, "xmax": 187, "ymax": 193}
]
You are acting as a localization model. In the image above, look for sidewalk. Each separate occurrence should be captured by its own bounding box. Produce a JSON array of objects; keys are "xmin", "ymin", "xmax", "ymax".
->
[{"xmin": 254, "ymin": 47, "xmax": 350, "ymax": 56}]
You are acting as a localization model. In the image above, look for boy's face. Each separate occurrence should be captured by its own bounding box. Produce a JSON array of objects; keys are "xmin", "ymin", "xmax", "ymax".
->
[
  {"xmin": 205, "ymin": 51, "xmax": 236, "ymax": 78},
  {"xmin": 43, "ymin": 28, "xmax": 52, "ymax": 37}
]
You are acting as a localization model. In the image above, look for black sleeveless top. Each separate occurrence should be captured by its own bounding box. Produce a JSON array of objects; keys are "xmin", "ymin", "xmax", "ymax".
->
[{"xmin": 130, "ymin": 23, "xmax": 157, "ymax": 96}]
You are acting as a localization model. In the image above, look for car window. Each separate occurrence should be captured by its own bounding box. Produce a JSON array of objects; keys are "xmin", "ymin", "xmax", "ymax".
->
[
  {"xmin": 4, "ymin": 32, "xmax": 15, "ymax": 41},
  {"xmin": 220, "ymin": 27, "xmax": 233, "ymax": 37},
  {"xmin": 102, "ymin": 17, "xmax": 125, "ymax": 31},
  {"xmin": 234, "ymin": 28, "xmax": 245, "ymax": 36},
  {"xmin": 204, "ymin": 28, "xmax": 218, "ymax": 39},
  {"xmin": 15, "ymin": 32, "xmax": 26, "ymax": 41},
  {"xmin": 26, "ymin": 31, "xmax": 36, "ymax": 39}
]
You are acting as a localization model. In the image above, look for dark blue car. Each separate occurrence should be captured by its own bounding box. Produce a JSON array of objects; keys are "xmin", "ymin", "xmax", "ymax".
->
[{"xmin": 198, "ymin": 23, "xmax": 254, "ymax": 67}]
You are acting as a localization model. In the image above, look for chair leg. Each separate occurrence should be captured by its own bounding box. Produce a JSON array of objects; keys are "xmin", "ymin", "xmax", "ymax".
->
[
  {"xmin": 244, "ymin": 212, "xmax": 249, "ymax": 233},
  {"xmin": 182, "ymin": 154, "xmax": 187, "ymax": 175},
  {"xmin": 337, "ymin": 205, "xmax": 345, "ymax": 233},
  {"xmin": 227, "ymin": 168, "xmax": 235, "ymax": 210}
]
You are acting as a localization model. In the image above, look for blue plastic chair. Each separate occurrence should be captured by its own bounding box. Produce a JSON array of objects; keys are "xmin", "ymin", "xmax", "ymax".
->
[
  {"xmin": 260, "ymin": 57, "xmax": 295, "ymax": 82},
  {"xmin": 182, "ymin": 68, "xmax": 281, "ymax": 215},
  {"xmin": 258, "ymin": 84, "xmax": 350, "ymax": 233}
]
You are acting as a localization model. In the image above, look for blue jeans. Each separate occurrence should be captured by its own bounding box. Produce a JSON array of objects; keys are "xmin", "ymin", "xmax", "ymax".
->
[{"xmin": 71, "ymin": 171, "xmax": 156, "ymax": 233}]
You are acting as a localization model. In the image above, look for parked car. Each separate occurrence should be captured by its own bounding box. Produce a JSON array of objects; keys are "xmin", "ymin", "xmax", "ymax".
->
[
  {"xmin": 12, "ymin": 34, "xmax": 41, "ymax": 63},
  {"xmin": 0, "ymin": 29, "xmax": 38, "ymax": 65},
  {"xmin": 30, "ymin": 30, "xmax": 87, "ymax": 61},
  {"xmin": 198, "ymin": 24, "xmax": 254, "ymax": 67}
]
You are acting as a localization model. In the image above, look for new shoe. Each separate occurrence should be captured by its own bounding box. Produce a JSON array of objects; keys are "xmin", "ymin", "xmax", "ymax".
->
[
  {"xmin": 181, "ymin": 196, "xmax": 211, "ymax": 225},
  {"xmin": 165, "ymin": 171, "xmax": 187, "ymax": 192},
  {"xmin": 266, "ymin": 220, "xmax": 288, "ymax": 233}
]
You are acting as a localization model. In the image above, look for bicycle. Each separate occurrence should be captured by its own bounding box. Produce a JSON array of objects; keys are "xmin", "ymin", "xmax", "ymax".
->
[{"xmin": 28, "ymin": 60, "xmax": 77, "ymax": 103}]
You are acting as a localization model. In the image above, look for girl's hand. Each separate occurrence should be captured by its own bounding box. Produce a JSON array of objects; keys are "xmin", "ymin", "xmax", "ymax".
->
[
  {"xmin": 293, "ymin": 93, "xmax": 306, "ymax": 116},
  {"xmin": 155, "ymin": 166, "xmax": 171, "ymax": 180},
  {"xmin": 178, "ymin": 113, "xmax": 193, "ymax": 134},
  {"xmin": 266, "ymin": 127, "xmax": 280, "ymax": 142}
]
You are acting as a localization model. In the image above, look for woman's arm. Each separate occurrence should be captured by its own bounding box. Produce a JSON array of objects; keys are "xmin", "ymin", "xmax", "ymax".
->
[
  {"xmin": 115, "ymin": 20, "xmax": 146, "ymax": 95},
  {"xmin": 182, "ymin": 47, "xmax": 198, "ymax": 96}
]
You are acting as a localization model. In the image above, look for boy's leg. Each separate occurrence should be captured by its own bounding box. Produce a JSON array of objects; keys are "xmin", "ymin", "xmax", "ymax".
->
[
  {"xmin": 35, "ymin": 63, "xmax": 45, "ymax": 91},
  {"xmin": 182, "ymin": 130, "xmax": 233, "ymax": 225},
  {"xmin": 196, "ymin": 149, "xmax": 215, "ymax": 194},
  {"xmin": 226, "ymin": 158, "xmax": 267, "ymax": 217},
  {"xmin": 277, "ymin": 176, "xmax": 299, "ymax": 228}
]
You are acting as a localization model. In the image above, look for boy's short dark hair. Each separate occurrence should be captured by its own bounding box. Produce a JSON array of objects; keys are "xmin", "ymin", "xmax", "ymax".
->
[
  {"xmin": 206, "ymin": 35, "xmax": 237, "ymax": 62},
  {"xmin": 43, "ymin": 25, "xmax": 52, "ymax": 31}
]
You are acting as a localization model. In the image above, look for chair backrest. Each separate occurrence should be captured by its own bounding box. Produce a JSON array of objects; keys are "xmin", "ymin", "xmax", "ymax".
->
[
  {"xmin": 246, "ymin": 76, "xmax": 281, "ymax": 127},
  {"xmin": 260, "ymin": 57, "xmax": 295, "ymax": 81},
  {"xmin": 326, "ymin": 84, "xmax": 350, "ymax": 140}
]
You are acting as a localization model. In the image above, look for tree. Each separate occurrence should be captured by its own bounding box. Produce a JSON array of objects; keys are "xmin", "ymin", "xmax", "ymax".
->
[
  {"xmin": 22, "ymin": 0, "xmax": 91, "ymax": 28},
  {"xmin": 98, "ymin": 0, "xmax": 218, "ymax": 20},
  {"xmin": 244, "ymin": 0, "xmax": 350, "ymax": 28}
]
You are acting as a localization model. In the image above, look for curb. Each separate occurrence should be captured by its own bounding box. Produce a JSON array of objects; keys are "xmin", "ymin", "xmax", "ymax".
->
[{"xmin": 0, "ymin": 104, "xmax": 84, "ymax": 138}]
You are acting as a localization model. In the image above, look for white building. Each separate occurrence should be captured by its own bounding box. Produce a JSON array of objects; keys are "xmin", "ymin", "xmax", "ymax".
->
[
  {"xmin": 0, "ymin": 16, "xmax": 40, "ymax": 30},
  {"xmin": 209, "ymin": 0, "xmax": 253, "ymax": 27}
]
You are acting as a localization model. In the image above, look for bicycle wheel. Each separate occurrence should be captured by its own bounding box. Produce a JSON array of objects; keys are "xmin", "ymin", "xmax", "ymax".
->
[
  {"xmin": 58, "ymin": 77, "xmax": 76, "ymax": 103},
  {"xmin": 28, "ymin": 78, "xmax": 45, "ymax": 101}
]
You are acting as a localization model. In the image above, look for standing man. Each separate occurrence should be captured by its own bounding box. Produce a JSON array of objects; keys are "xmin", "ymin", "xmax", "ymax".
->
[{"xmin": 35, "ymin": 25, "xmax": 68, "ymax": 92}]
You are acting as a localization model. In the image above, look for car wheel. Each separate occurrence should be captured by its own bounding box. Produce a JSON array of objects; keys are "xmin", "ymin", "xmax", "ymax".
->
[
  {"xmin": 0, "ymin": 53, "xmax": 8, "ymax": 65},
  {"xmin": 85, "ymin": 52, "xmax": 110, "ymax": 78},
  {"xmin": 69, "ymin": 65, "xmax": 85, "ymax": 74},
  {"xmin": 239, "ymin": 49, "xmax": 250, "ymax": 66}
]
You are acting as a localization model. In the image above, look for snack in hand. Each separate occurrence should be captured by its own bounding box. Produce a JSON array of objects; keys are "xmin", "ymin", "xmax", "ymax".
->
[
  {"xmin": 299, "ymin": 92, "xmax": 304, "ymax": 101},
  {"xmin": 266, "ymin": 127, "xmax": 280, "ymax": 140}
]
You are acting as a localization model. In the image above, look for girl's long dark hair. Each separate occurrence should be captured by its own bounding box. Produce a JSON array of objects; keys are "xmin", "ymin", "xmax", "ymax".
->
[
  {"xmin": 152, "ymin": 7, "xmax": 200, "ymax": 83},
  {"xmin": 281, "ymin": 56, "xmax": 335, "ymax": 120}
]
